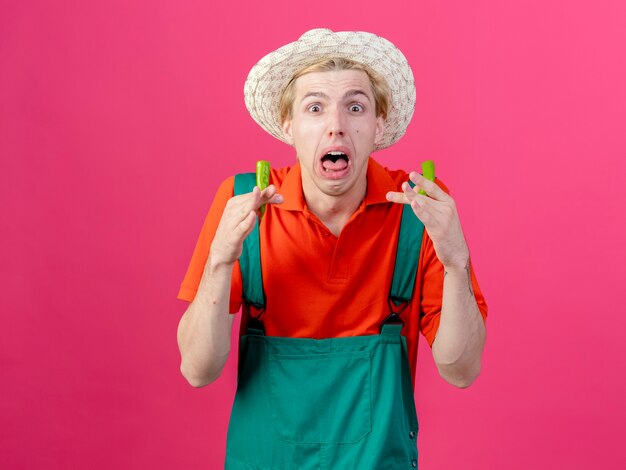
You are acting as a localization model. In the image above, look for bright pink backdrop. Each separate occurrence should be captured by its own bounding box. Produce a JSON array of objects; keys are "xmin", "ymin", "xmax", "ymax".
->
[{"xmin": 2, "ymin": 1, "xmax": 625, "ymax": 469}]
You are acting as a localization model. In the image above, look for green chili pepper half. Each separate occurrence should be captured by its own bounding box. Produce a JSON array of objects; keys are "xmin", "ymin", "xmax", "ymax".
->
[
  {"xmin": 418, "ymin": 160, "xmax": 435, "ymax": 195},
  {"xmin": 256, "ymin": 160, "xmax": 270, "ymax": 217}
]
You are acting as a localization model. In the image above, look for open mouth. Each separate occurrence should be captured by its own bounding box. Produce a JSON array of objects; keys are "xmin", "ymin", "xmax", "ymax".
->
[{"xmin": 321, "ymin": 151, "xmax": 349, "ymax": 174}]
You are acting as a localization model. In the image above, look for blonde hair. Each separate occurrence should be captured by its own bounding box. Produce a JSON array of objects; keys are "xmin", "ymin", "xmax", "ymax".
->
[{"xmin": 279, "ymin": 58, "xmax": 391, "ymax": 123}]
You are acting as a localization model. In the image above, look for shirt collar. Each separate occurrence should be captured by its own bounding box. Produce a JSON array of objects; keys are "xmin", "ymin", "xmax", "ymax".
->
[
  {"xmin": 364, "ymin": 157, "xmax": 398, "ymax": 206},
  {"xmin": 277, "ymin": 157, "xmax": 397, "ymax": 212}
]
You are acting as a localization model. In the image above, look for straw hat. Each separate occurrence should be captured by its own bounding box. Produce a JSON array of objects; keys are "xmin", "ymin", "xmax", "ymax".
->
[{"xmin": 244, "ymin": 28, "xmax": 416, "ymax": 150}]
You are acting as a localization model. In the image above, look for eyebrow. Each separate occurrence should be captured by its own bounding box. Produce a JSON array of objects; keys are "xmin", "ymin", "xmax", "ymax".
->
[
  {"xmin": 300, "ymin": 89, "xmax": 372, "ymax": 103},
  {"xmin": 343, "ymin": 89, "xmax": 371, "ymax": 101}
]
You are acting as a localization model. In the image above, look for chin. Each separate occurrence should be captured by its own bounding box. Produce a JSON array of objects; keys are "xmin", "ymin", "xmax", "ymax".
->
[{"xmin": 319, "ymin": 179, "xmax": 354, "ymax": 197}]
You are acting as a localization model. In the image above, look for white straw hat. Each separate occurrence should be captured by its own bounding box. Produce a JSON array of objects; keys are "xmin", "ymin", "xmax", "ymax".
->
[{"xmin": 244, "ymin": 28, "xmax": 416, "ymax": 150}]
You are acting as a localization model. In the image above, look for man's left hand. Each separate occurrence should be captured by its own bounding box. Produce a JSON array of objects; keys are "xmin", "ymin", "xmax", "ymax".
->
[{"xmin": 386, "ymin": 172, "xmax": 469, "ymax": 270}]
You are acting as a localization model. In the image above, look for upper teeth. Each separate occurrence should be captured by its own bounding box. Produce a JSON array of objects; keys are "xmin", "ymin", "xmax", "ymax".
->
[{"xmin": 327, "ymin": 151, "xmax": 345, "ymax": 156}]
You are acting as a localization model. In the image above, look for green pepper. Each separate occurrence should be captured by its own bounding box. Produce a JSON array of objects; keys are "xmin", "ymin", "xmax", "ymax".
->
[
  {"xmin": 256, "ymin": 160, "xmax": 271, "ymax": 217},
  {"xmin": 418, "ymin": 160, "xmax": 435, "ymax": 195}
]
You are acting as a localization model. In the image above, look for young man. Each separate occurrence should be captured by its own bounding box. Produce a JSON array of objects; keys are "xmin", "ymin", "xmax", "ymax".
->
[{"xmin": 177, "ymin": 29, "xmax": 488, "ymax": 469}]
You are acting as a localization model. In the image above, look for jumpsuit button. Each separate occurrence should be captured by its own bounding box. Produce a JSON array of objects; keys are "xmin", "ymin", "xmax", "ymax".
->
[
  {"xmin": 411, "ymin": 459, "xmax": 417, "ymax": 467},
  {"xmin": 409, "ymin": 431, "xmax": 416, "ymax": 439}
]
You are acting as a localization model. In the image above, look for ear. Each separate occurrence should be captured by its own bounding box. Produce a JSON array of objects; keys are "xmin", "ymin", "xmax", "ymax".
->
[
  {"xmin": 282, "ymin": 120, "xmax": 294, "ymax": 146},
  {"xmin": 374, "ymin": 116, "xmax": 385, "ymax": 146}
]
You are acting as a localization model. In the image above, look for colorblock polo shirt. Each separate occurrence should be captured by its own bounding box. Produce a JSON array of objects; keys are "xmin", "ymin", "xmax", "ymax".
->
[{"xmin": 178, "ymin": 158, "xmax": 488, "ymax": 386}]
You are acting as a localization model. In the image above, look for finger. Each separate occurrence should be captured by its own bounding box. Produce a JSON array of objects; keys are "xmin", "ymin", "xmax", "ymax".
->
[
  {"xmin": 259, "ymin": 185, "xmax": 284, "ymax": 205},
  {"xmin": 268, "ymin": 194, "xmax": 284, "ymax": 204},
  {"xmin": 386, "ymin": 191, "xmax": 410, "ymax": 205},
  {"xmin": 399, "ymin": 182, "xmax": 428, "ymax": 209},
  {"xmin": 223, "ymin": 187, "xmax": 261, "ymax": 225},
  {"xmin": 408, "ymin": 172, "xmax": 452, "ymax": 202},
  {"xmin": 386, "ymin": 188, "xmax": 429, "ymax": 206},
  {"xmin": 243, "ymin": 186, "xmax": 262, "ymax": 214},
  {"xmin": 410, "ymin": 199, "xmax": 435, "ymax": 226},
  {"xmin": 259, "ymin": 184, "xmax": 276, "ymax": 199},
  {"xmin": 404, "ymin": 184, "xmax": 449, "ymax": 230},
  {"xmin": 388, "ymin": 184, "xmax": 436, "ymax": 209},
  {"xmin": 388, "ymin": 180, "xmax": 440, "ymax": 203},
  {"xmin": 387, "ymin": 187, "xmax": 440, "ymax": 230},
  {"xmin": 402, "ymin": 182, "xmax": 436, "ymax": 207},
  {"xmin": 402, "ymin": 182, "xmax": 418, "ymax": 204},
  {"xmin": 233, "ymin": 210, "xmax": 257, "ymax": 240}
]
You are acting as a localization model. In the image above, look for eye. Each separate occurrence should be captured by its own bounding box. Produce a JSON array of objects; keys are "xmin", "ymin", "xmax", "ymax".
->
[
  {"xmin": 308, "ymin": 104, "xmax": 321, "ymax": 113},
  {"xmin": 349, "ymin": 104, "xmax": 364, "ymax": 112}
]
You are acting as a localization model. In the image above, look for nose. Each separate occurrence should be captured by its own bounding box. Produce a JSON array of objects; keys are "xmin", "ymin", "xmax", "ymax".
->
[{"xmin": 326, "ymin": 106, "xmax": 344, "ymax": 137}]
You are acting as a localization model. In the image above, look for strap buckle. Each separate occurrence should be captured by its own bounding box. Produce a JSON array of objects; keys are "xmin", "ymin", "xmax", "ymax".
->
[
  {"xmin": 380, "ymin": 298, "xmax": 408, "ymax": 332},
  {"xmin": 244, "ymin": 302, "xmax": 266, "ymax": 335}
]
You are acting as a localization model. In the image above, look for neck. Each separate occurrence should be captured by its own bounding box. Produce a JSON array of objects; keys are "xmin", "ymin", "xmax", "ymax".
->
[{"xmin": 302, "ymin": 179, "xmax": 367, "ymax": 237}]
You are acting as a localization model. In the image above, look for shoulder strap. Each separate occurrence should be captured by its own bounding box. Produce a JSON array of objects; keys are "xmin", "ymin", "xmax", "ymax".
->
[
  {"xmin": 389, "ymin": 182, "xmax": 425, "ymax": 306},
  {"xmin": 234, "ymin": 173, "xmax": 265, "ymax": 309}
]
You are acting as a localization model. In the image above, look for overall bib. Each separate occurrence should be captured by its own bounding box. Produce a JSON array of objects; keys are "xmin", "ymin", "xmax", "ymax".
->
[{"xmin": 225, "ymin": 173, "xmax": 425, "ymax": 470}]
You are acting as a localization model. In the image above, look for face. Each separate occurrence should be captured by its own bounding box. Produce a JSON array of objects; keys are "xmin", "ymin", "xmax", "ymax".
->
[{"xmin": 281, "ymin": 69, "xmax": 385, "ymax": 200}]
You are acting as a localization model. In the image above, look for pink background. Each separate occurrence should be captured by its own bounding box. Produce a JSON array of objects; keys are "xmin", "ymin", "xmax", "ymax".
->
[{"xmin": 2, "ymin": 1, "xmax": 625, "ymax": 469}]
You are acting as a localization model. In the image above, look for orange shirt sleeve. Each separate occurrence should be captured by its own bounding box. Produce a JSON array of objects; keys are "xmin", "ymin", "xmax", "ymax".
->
[
  {"xmin": 418, "ymin": 180, "xmax": 489, "ymax": 346},
  {"xmin": 177, "ymin": 176, "xmax": 243, "ymax": 313}
]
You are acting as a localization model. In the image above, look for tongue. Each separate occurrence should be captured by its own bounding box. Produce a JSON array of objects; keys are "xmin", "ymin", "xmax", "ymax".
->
[{"xmin": 322, "ymin": 157, "xmax": 348, "ymax": 171}]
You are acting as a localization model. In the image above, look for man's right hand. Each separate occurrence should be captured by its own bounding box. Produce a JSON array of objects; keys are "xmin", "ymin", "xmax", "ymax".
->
[
  {"xmin": 209, "ymin": 185, "xmax": 283, "ymax": 267},
  {"xmin": 177, "ymin": 184, "xmax": 282, "ymax": 387}
]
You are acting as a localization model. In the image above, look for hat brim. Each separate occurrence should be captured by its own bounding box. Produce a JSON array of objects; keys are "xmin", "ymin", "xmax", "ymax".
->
[{"xmin": 244, "ymin": 28, "xmax": 416, "ymax": 150}]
